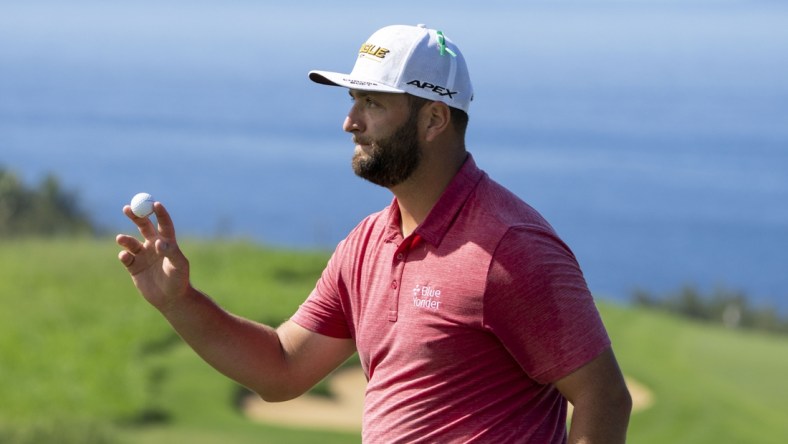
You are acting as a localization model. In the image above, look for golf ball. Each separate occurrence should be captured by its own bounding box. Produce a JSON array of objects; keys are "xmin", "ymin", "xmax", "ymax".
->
[{"xmin": 130, "ymin": 192, "xmax": 155, "ymax": 218}]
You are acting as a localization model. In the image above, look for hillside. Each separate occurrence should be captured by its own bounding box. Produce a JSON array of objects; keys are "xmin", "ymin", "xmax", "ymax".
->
[{"xmin": 1, "ymin": 238, "xmax": 786, "ymax": 443}]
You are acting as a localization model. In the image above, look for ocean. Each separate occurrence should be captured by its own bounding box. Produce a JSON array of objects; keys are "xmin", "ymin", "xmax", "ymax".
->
[{"xmin": 1, "ymin": 0, "xmax": 787, "ymax": 311}]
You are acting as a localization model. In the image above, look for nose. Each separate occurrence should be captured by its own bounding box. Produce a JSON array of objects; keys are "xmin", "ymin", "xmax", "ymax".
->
[
  {"xmin": 342, "ymin": 116, "xmax": 356, "ymax": 133},
  {"xmin": 343, "ymin": 104, "xmax": 365, "ymax": 133}
]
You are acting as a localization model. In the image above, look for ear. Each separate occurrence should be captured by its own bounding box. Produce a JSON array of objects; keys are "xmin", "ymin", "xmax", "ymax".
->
[{"xmin": 422, "ymin": 101, "xmax": 452, "ymax": 142}]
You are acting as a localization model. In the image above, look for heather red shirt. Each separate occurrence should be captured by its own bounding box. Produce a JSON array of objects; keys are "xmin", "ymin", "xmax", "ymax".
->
[{"xmin": 292, "ymin": 155, "xmax": 611, "ymax": 443}]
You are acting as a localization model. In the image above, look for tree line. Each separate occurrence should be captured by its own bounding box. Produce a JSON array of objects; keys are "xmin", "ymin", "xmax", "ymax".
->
[
  {"xmin": 0, "ymin": 167, "xmax": 97, "ymax": 237},
  {"xmin": 633, "ymin": 285, "xmax": 788, "ymax": 336}
]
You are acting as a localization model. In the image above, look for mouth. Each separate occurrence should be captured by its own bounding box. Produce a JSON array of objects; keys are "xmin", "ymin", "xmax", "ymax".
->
[
  {"xmin": 353, "ymin": 136, "xmax": 370, "ymax": 145},
  {"xmin": 353, "ymin": 137, "xmax": 373, "ymax": 153}
]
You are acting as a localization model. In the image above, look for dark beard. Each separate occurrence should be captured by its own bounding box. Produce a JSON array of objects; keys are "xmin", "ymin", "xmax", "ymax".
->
[{"xmin": 351, "ymin": 110, "xmax": 421, "ymax": 188}]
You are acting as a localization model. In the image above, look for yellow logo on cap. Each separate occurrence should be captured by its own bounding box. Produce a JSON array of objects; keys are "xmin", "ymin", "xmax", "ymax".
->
[{"xmin": 359, "ymin": 43, "xmax": 390, "ymax": 59}]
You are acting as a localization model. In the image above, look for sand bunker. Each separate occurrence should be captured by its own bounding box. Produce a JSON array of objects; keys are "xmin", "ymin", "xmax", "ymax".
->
[{"xmin": 243, "ymin": 366, "xmax": 654, "ymax": 432}]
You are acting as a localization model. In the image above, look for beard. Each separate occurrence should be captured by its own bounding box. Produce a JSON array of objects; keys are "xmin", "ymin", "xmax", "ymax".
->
[{"xmin": 351, "ymin": 110, "xmax": 422, "ymax": 188}]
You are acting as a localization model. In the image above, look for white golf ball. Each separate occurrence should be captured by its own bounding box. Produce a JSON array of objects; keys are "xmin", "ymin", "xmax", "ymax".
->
[{"xmin": 130, "ymin": 192, "xmax": 155, "ymax": 218}]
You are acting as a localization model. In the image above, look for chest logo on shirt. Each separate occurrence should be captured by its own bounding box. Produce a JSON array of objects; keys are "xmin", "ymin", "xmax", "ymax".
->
[{"xmin": 412, "ymin": 284, "xmax": 442, "ymax": 311}]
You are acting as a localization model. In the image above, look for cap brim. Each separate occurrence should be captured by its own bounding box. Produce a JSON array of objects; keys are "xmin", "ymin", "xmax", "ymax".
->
[{"xmin": 309, "ymin": 70, "xmax": 404, "ymax": 93}]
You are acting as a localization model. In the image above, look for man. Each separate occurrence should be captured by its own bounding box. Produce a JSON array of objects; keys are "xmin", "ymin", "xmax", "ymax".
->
[{"xmin": 117, "ymin": 24, "xmax": 631, "ymax": 443}]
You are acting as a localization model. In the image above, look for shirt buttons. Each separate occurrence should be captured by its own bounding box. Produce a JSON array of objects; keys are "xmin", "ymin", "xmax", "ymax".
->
[
  {"xmin": 396, "ymin": 253, "xmax": 404, "ymax": 261},
  {"xmin": 391, "ymin": 280, "xmax": 398, "ymax": 289}
]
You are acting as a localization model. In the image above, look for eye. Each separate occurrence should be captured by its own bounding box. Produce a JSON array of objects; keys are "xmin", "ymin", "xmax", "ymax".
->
[{"xmin": 348, "ymin": 93, "xmax": 380, "ymax": 108}]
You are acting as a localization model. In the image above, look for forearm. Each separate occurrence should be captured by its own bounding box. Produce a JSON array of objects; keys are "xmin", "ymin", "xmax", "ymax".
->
[
  {"xmin": 554, "ymin": 347, "xmax": 632, "ymax": 443},
  {"xmin": 566, "ymin": 391, "xmax": 632, "ymax": 444},
  {"xmin": 158, "ymin": 285, "xmax": 293, "ymax": 400},
  {"xmin": 117, "ymin": 203, "xmax": 351, "ymax": 401}
]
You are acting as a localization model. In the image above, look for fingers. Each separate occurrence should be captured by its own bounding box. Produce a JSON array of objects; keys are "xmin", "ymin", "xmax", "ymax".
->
[
  {"xmin": 123, "ymin": 204, "xmax": 159, "ymax": 240},
  {"xmin": 116, "ymin": 233, "xmax": 143, "ymax": 268},
  {"xmin": 117, "ymin": 200, "xmax": 181, "ymax": 271},
  {"xmin": 117, "ymin": 249, "xmax": 135, "ymax": 267},
  {"xmin": 153, "ymin": 202, "xmax": 177, "ymax": 240},
  {"xmin": 122, "ymin": 201, "xmax": 177, "ymax": 241},
  {"xmin": 116, "ymin": 233, "xmax": 143, "ymax": 253},
  {"xmin": 155, "ymin": 238, "xmax": 184, "ymax": 268}
]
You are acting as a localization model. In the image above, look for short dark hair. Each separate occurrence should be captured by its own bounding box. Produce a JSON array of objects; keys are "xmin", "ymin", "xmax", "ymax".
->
[{"xmin": 406, "ymin": 94, "xmax": 469, "ymax": 137}]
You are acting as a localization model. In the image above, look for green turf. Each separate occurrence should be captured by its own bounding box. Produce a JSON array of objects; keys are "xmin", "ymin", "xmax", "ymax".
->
[
  {"xmin": 1, "ymin": 238, "xmax": 786, "ymax": 443},
  {"xmin": 601, "ymin": 303, "xmax": 788, "ymax": 443}
]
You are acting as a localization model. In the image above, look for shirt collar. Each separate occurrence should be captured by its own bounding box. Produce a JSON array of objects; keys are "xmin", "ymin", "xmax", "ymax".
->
[{"xmin": 384, "ymin": 153, "xmax": 485, "ymax": 247}]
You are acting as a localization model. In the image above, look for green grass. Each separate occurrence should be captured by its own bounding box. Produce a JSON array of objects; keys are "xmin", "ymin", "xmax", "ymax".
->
[
  {"xmin": 0, "ymin": 237, "xmax": 354, "ymax": 443},
  {"xmin": 1, "ymin": 238, "xmax": 787, "ymax": 443},
  {"xmin": 602, "ymin": 304, "xmax": 788, "ymax": 443}
]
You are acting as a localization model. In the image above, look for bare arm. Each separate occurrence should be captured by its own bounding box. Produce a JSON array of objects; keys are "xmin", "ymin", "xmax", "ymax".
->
[
  {"xmin": 554, "ymin": 347, "xmax": 632, "ymax": 444},
  {"xmin": 116, "ymin": 202, "xmax": 355, "ymax": 401},
  {"xmin": 156, "ymin": 286, "xmax": 355, "ymax": 401}
]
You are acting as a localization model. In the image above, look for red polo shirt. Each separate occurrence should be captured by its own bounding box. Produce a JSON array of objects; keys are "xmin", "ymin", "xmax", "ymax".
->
[{"xmin": 292, "ymin": 155, "xmax": 610, "ymax": 443}]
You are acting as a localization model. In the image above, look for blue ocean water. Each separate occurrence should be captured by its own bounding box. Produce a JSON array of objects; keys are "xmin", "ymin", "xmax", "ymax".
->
[{"xmin": 1, "ymin": 1, "xmax": 787, "ymax": 310}]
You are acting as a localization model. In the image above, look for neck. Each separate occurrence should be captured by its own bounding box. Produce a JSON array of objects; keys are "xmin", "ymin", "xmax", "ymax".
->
[{"xmin": 391, "ymin": 147, "xmax": 467, "ymax": 238}]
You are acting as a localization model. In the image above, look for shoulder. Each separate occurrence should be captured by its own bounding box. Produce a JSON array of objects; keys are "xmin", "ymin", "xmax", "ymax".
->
[
  {"xmin": 443, "ymin": 171, "xmax": 557, "ymax": 254},
  {"xmin": 475, "ymin": 173, "xmax": 555, "ymax": 231}
]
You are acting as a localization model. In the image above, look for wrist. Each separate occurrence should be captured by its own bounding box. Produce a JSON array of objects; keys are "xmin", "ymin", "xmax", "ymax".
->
[{"xmin": 157, "ymin": 283, "xmax": 199, "ymax": 317}]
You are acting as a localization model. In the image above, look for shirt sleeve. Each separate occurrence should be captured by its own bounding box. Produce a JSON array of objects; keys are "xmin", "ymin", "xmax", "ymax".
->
[
  {"xmin": 290, "ymin": 243, "xmax": 353, "ymax": 339},
  {"xmin": 483, "ymin": 225, "xmax": 611, "ymax": 384}
]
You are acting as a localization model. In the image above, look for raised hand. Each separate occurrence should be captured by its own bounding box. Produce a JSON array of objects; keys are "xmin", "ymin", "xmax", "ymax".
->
[{"xmin": 116, "ymin": 201, "xmax": 191, "ymax": 311}]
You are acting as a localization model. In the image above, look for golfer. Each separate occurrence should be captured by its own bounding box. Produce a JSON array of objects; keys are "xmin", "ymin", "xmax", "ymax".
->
[{"xmin": 117, "ymin": 24, "xmax": 632, "ymax": 443}]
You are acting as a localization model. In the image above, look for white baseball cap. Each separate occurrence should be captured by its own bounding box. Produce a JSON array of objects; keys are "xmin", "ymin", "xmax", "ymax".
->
[{"xmin": 309, "ymin": 24, "xmax": 473, "ymax": 113}]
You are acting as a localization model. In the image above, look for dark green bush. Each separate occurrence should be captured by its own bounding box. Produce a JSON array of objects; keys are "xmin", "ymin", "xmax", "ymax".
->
[{"xmin": 0, "ymin": 167, "xmax": 96, "ymax": 237}]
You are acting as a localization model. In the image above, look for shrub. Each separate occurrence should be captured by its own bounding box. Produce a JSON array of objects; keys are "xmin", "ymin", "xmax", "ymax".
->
[
  {"xmin": 0, "ymin": 167, "xmax": 96, "ymax": 237},
  {"xmin": 632, "ymin": 285, "xmax": 788, "ymax": 335}
]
